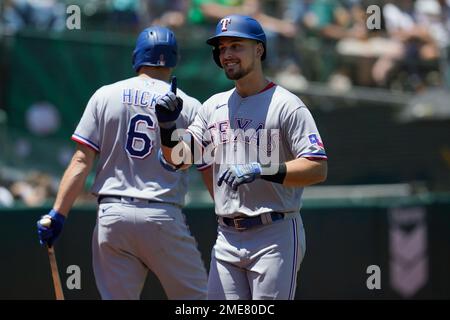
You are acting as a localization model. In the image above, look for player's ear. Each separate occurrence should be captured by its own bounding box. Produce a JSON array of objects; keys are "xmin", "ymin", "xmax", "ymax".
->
[{"xmin": 256, "ymin": 42, "xmax": 264, "ymax": 59}]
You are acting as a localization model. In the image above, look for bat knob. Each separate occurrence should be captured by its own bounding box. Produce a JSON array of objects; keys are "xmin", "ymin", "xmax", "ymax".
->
[{"xmin": 40, "ymin": 216, "xmax": 52, "ymax": 227}]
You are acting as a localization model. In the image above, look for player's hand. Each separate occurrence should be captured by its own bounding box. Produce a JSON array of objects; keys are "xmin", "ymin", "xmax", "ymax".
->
[
  {"xmin": 37, "ymin": 209, "xmax": 65, "ymax": 247},
  {"xmin": 217, "ymin": 163, "xmax": 262, "ymax": 191},
  {"xmin": 155, "ymin": 77, "xmax": 183, "ymax": 127}
]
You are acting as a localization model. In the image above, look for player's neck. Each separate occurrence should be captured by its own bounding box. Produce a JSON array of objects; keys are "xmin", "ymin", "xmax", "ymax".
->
[
  {"xmin": 235, "ymin": 70, "xmax": 268, "ymax": 98},
  {"xmin": 138, "ymin": 67, "xmax": 171, "ymax": 83}
]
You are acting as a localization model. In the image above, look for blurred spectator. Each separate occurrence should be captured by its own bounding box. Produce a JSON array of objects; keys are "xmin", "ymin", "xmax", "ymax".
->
[
  {"xmin": 333, "ymin": 0, "xmax": 449, "ymax": 91},
  {"xmin": 301, "ymin": 0, "xmax": 355, "ymax": 40},
  {"xmin": 296, "ymin": 0, "xmax": 358, "ymax": 89},
  {"xmin": 139, "ymin": 0, "xmax": 189, "ymax": 29},
  {"xmin": 371, "ymin": 0, "xmax": 444, "ymax": 90},
  {"xmin": 2, "ymin": 0, "xmax": 66, "ymax": 33},
  {"xmin": 188, "ymin": 0, "xmax": 296, "ymax": 36},
  {"xmin": 187, "ymin": 0, "xmax": 297, "ymax": 71},
  {"xmin": 415, "ymin": 0, "xmax": 450, "ymax": 87},
  {"xmin": 188, "ymin": 0, "xmax": 252, "ymax": 26},
  {"xmin": 283, "ymin": 0, "xmax": 308, "ymax": 27},
  {"xmin": 275, "ymin": 0, "xmax": 317, "ymax": 91},
  {"xmin": 415, "ymin": 0, "xmax": 450, "ymax": 50},
  {"xmin": 109, "ymin": 0, "xmax": 139, "ymax": 32},
  {"xmin": 0, "ymin": 182, "xmax": 14, "ymax": 207},
  {"xmin": 10, "ymin": 171, "xmax": 55, "ymax": 207},
  {"xmin": 441, "ymin": 0, "xmax": 450, "ymax": 87},
  {"xmin": 335, "ymin": 0, "xmax": 393, "ymax": 87}
]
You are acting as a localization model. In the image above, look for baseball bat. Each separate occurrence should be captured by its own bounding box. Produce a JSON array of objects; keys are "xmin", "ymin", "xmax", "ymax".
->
[
  {"xmin": 40, "ymin": 217, "xmax": 65, "ymax": 300},
  {"xmin": 171, "ymin": 76, "xmax": 177, "ymax": 95}
]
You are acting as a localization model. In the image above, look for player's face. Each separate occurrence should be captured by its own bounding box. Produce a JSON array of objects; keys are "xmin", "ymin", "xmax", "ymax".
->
[{"xmin": 218, "ymin": 37, "xmax": 261, "ymax": 80}]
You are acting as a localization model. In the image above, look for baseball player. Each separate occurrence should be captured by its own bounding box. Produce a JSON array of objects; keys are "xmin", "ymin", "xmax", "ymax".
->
[
  {"xmin": 155, "ymin": 15, "xmax": 328, "ymax": 300},
  {"xmin": 36, "ymin": 26, "xmax": 208, "ymax": 300}
]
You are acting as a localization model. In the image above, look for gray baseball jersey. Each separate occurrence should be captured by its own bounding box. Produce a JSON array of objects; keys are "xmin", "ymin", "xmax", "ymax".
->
[
  {"xmin": 71, "ymin": 76, "xmax": 207, "ymax": 299},
  {"xmin": 187, "ymin": 82, "xmax": 327, "ymax": 217},
  {"xmin": 72, "ymin": 76, "xmax": 200, "ymax": 206}
]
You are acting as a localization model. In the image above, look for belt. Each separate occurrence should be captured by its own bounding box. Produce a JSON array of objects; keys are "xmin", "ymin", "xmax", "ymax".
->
[
  {"xmin": 98, "ymin": 195, "xmax": 165, "ymax": 205},
  {"xmin": 218, "ymin": 212, "xmax": 286, "ymax": 231}
]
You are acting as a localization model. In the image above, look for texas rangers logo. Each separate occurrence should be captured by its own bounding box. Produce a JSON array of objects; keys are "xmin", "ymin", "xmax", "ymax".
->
[
  {"xmin": 220, "ymin": 18, "xmax": 232, "ymax": 31},
  {"xmin": 308, "ymin": 133, "xmax": 324, "ymax": 148}
]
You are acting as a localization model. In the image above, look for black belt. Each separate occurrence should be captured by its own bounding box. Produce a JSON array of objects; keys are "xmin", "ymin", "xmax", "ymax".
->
[{"xmin": 218, "ymin": 212, "xmax": 285, "ymax": 231}]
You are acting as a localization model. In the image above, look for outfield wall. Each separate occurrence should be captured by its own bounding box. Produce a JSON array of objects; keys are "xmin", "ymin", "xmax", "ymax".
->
[{"xmin": 1, "ymin": 194, "xmax": 449, "ymax": 299}]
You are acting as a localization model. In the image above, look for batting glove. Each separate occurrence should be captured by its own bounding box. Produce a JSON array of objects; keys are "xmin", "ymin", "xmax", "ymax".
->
[
  {"xmin": 155, "ymin": 91, "xmax": 183, "ymax": 127},
  {"xmin": 217, "ymin": 163, "xmax": 262, "ymax": 191},
  {"xmin": 37, "ymin": 209, "xmax": 65, "ymax": 247}
]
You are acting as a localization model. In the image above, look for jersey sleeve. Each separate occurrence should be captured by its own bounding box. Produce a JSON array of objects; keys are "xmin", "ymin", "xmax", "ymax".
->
[
  {"xmin": 283, "ymin": 106, "xmax": 327, "ymax": 160},
  {"xmin": 71, "ymin": 91, "xmax": 101, "ymax": 152},
  {"xmin": 186, "ymin": 103, "xmax": 213, "ymax": 171},
  {"xmin": 186, "ymin": 98, "xmax": 202, "ymax": 127}
]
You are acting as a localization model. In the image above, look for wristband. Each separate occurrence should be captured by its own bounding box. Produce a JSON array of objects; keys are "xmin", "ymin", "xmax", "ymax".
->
[
  {"xmin": 260, "ymin": 163, "xmax": 287, "ymax": 184},
  {"xmin": 160, "ymin": 125, "xmax": 179, "ymax": 148}
]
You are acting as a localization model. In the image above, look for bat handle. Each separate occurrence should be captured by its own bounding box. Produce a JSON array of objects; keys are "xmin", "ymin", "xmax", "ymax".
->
[
  {"xmin": 170, "ymin": 76, "xmax": 177, "ymax": 95},
  {"xmin": 47, "ymin": 246, "xmax": 65, "ymax": 300}
]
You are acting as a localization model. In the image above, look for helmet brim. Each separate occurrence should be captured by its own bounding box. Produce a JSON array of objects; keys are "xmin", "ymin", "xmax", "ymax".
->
[{"xmin": 206, "ymin": 31, "xmax": 265, "ymax": 46}]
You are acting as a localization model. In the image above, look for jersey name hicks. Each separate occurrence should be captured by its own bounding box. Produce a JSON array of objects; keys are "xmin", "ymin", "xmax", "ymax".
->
[{"xmin": 122, "ymin": 88, "xmax": 161, "ymax": 108}]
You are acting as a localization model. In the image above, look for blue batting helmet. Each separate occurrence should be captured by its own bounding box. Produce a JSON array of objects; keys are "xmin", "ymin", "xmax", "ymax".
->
[
  {"xmin": 132, "ymin": 26, "xmax": 178, "ymax": 72},
  {"xmin": 206, "ymin": 15, "xmax": 267, "ymax": 68}
]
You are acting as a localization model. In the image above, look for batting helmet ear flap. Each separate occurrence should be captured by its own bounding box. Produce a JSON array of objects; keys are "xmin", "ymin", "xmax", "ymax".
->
[{"xmin": 212, "ymin": 47, "xmax": 223, "ymax": 68}]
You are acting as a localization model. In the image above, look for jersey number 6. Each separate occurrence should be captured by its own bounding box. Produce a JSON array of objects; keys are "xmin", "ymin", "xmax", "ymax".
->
[{"xmin": 126, "ymin": 114, "xmax": 155, "ymax": 159}]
